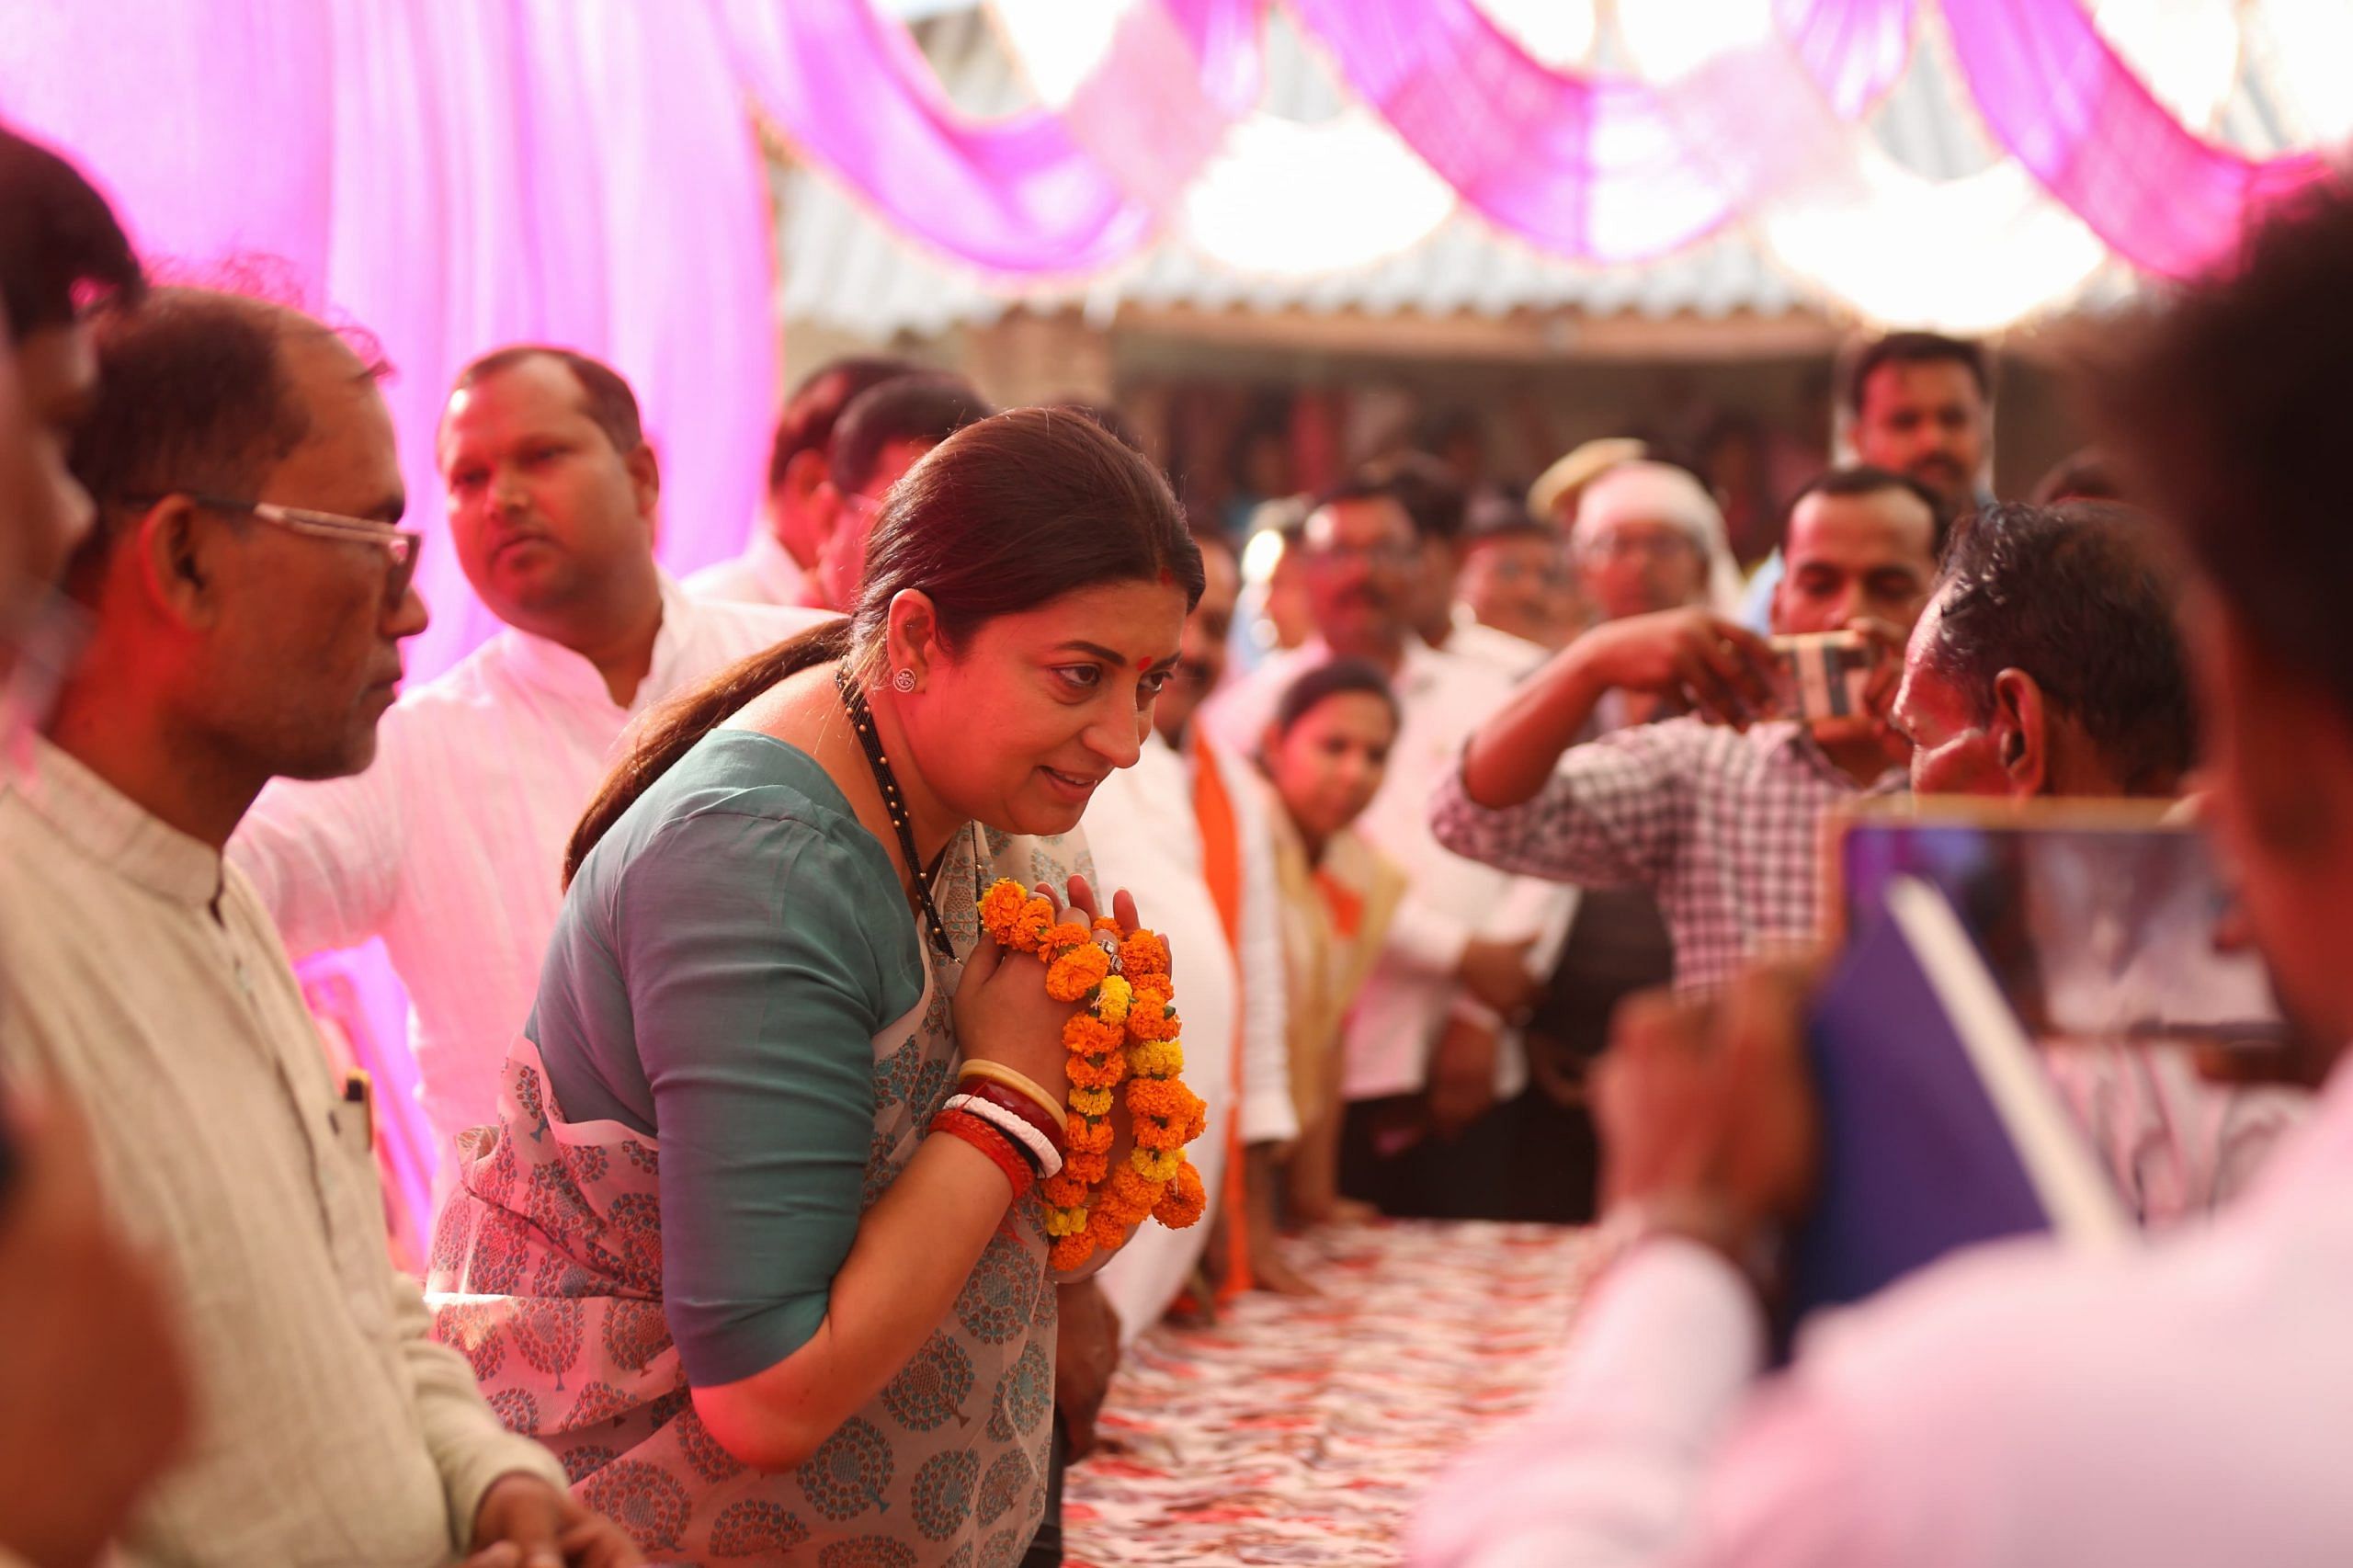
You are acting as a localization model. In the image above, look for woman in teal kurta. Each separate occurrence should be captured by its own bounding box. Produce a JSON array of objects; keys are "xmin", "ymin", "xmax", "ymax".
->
[{"xmin": 426, "ymin": 408, "xmax": 1204, "ymax": 1566}]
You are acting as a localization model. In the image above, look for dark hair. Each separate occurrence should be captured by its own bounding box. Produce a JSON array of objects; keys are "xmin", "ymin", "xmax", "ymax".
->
[
  {"xmin": 449, "ymin": 346, "xmax": 642, "ymax": 455},
  {"xmin": 767, "ymin": 356, "xmax": 919, "ymax": 494},
  {"xmin": 566, "ymin": 407, "xmax": 1203, "ymax": 882},
  {"xmin": 2090, "ymin": 188, "xmax": 2353, "ymax": 729},
  {"xmin": 1053, "ymin": 400, "xmax": 1145, "ymax": 453},
  {"xmin": 67, "ymin": 288, "xmax": 380, "ymax": 567},
  {"xmin": 1271, "ymin": 656, "xmax": 1401, "ymax": 738},
  {"xmin": 1364, "ymin": 451, "xmax": 1469, "ymax": 543},
  {"xmin": 829, "ymin": 374, "xmax": 992, "ymax": 497},
  {"xmin": 1844, "ymin": 331, "xmax": 1992, "ymax": 417},
  {"xmin": 2030, "ymin": 447, "xmax": 2125, "ymax": 506},
  {"xmin": 0, "ymin": 127, "xmax": 142, "ymax": 342},
  {"xmin": 1923, "ymin": 500, "xmax": 2191, "ymax": 793},
  {"xmin": 1785, "ymin": 462, "xmax": 1951, "ymax": 558},
  {"xmin": 1462, "ymin": 492, "xmax": 1551, "ymax": 547}
]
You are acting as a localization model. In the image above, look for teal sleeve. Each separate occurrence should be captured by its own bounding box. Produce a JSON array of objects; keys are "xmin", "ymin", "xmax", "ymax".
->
[{"xmin": 616, "ymin": 803, "xmax": 922, "ymax": 1388}]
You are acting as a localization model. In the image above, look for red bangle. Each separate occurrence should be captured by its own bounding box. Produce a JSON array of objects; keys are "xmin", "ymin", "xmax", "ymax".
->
[
  {"xmin": 960, "ymin": 1080, "xmax": 1068, "ymax": 1157},
  {"xmin": 930, "ymin": 1108, "xmax": 1034, "ymax": 1201}
]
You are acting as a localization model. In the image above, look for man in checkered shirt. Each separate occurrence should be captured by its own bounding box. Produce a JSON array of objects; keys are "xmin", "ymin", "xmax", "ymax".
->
[{"xmin": 1431, "ymin": 467, "xmax": 1945, "ymax": 995}]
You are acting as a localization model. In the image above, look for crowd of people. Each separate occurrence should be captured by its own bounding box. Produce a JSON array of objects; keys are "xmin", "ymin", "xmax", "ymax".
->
[{"xmin": 5, "ymin": 114, "xmax": 2353, "ymax": 1568}]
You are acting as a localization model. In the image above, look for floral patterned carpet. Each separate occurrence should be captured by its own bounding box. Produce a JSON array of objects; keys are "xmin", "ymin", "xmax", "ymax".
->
[{"xmin": 1063, "ymin": 1221, "xmax": 1597, "ymax": 1566}]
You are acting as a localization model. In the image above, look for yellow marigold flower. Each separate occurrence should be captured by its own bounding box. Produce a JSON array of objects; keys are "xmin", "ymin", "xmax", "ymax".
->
[
  {"xmin": 1152, "ymin": 1159, "xmax": 1207, "ymax": 1229},
  {"xmin": 1128, "ymin": 1146, "xmax": 1183, "ymax": 1184},
  {"xmin": 1069, "ymin": 1085, "xmax": 1114, "ymax": 1118},
  {"xmin": 1126, "ymin": 1039, "xmax": 1184, "ymax": 1080},
  {"xmin": 1045, "ymin": 944, "xmax": 1110, "ymax": 1003},
  {"xmin": 1093, "ymin": 974, "xmax": 1132, "ymax": 1027},
  {"xmin": 1044, "ymin": 1206, "xmax": 1088, "ymax": 1237}
]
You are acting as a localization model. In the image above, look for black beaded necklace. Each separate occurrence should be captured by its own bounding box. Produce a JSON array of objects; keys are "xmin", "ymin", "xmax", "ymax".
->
[{"xmin": 835, "ymin": 662, "xmax": 958, "ymax": 962}]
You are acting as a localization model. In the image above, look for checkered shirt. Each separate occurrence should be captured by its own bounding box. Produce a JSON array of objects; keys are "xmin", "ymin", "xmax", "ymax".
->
[{"xmin": 1430, "ymin": 717, "xmax": 1905, "ymax": 996}]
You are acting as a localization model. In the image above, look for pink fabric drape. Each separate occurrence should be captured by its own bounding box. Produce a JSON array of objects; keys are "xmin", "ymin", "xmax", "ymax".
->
[
  {"xmin": 1290, "ymin": 0, "xmax": 1736, "ymax": 263},
  {"xmin": 722, "ymin": 0, "xmax": 1262, "ymax": 276},
  {"xmin": 3, "ymin": 0, "xmax": 778, "ymax": 1233},
  {"xmin": 1941, "ymin": 0, "xmax": 2337, "ymax": 278}
]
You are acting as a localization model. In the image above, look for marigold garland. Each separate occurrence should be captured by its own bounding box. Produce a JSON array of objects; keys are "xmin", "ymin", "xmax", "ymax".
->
[{"xmin": 978, "ymin": 878, "xmax": 1208, "ymax": 1269}]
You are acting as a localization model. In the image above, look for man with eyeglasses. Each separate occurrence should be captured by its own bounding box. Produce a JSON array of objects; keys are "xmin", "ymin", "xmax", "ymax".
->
[
  {"xmin": 229, "ymin": 345, "xmax": 822, "ymax": 1192},
  {"xmin": 1200, "ymin": 476, "xmax": 1573, "ymax": 1220},
  {"xmin": 1433, "ymin": 464, "xmax": 1943, "ymax": 998},
  {"xmin": 0, "ymin": 285, "xmax": 641, "ymax": 1565}
]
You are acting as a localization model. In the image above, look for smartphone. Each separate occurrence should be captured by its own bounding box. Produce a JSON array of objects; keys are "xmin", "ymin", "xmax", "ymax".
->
[
  {"xmin": 1771, "ymin": 630, "xmax": 1873, "ymax": 722},
  {"xmin": 1831, "ymin": 800, "xmax": 2286, "ymax": 1047}
]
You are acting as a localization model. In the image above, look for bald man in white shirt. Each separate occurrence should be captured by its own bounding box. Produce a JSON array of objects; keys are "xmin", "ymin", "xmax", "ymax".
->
[{"xmin": 233, "ymin": 347, "xmax": 824, "ymax": 1180}]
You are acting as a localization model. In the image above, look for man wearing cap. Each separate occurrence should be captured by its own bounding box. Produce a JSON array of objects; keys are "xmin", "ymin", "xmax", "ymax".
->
[{"xmin": 1434, "ymin": 465, "xmax": 1943, "ymax": 996}]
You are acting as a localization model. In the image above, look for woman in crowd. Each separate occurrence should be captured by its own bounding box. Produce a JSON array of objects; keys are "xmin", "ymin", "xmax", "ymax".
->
[
  {"xmin": 1248, "ymin": 659, "xmax": 1406, "ymax": 1236},
  {"xmin": 425, "ymin": 408, "xmax": 1203, "ymax": 1565}
]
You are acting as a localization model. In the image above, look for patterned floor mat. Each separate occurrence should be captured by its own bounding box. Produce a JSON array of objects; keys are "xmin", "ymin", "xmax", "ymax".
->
[{"xmin": 1064, "ymin": 1221, "xmax": 1597, "ymax": 1566}]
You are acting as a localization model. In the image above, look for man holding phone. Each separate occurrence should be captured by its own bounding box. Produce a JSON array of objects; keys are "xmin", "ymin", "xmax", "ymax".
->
[{"xmin": 1434, "ymin": 465, "xmax": 1942, "ymax": 994}]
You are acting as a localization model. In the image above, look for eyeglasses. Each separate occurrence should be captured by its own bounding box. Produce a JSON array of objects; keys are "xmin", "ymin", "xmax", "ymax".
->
[
  {"xmin": 1575, "ymin": 529, "xmax": 1699, "ymax": 566},
  {"xmin": 129, "ymin": 492, "xmax": 422, "ymax": 605}
]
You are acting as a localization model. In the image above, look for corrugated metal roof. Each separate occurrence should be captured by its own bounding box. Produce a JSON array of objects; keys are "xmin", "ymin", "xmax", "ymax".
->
[{"xmin": 776, "ymin": 5, "xmax": 2285, "ymax": 341}]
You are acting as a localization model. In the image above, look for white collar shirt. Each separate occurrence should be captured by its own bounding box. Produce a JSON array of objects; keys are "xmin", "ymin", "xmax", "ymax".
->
[
  {"xmin": 1200, "ymin": 638, "xmax": 1574, "ymax": 1101},
  {"xmin": 0, "ymin": 738, "xmax": 565, "ymax": 1565},
  {"xmin": 230, "ymin": 574, "xmax": 831, "ymax": 1159},
  {"xmin": 681, "ymin": 527, "xmax": 809, "ymax": 608}
]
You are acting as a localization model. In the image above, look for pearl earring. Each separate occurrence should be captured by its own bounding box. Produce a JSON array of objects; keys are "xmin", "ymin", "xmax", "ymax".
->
[{"xmin": 892, "ymin": 668, "xmax": 917, "ymax": 694}]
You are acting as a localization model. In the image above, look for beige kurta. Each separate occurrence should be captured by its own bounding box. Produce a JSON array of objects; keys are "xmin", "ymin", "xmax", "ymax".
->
[{"xmin": 0, "ymin": 738, "xmax": 564, "ymax": 1566}]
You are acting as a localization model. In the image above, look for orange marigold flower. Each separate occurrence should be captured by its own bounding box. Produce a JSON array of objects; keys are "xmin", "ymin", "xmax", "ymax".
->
[
  {"xmin": 1065, "ymin": 1116, "xmax": 1115, "ymax": 1154},
  {"xmin": 1152, "ymin": 1159, "xmax": 1207, "ymax": 1229},
  {"xmin": 1051, "ymin": 1233, "xmax": 1097, "ymax": 1270},
  {"xmin": 1066, "ymin": 1150, "xmax": 1110, "ymax": 1186},
  {"xmin": 1089, "ymin": 1202, "xmax": 1135, "ymax": 1245},
  {"xmin": 1119, "ymin": 930, "xmax": 1170, "ymax": 980},
  {"xmin": 1063, "ymin": 1015, "xmax": 1122, "ymax": 1057},
  {"xmin": 978, "ymin": 879, "xmax": 1030, "ymax": 939},
  {"xmin": 1110, "ymin": 1165, "xmax": 1163, "ymax": 1210},
  {"xmin": 1093, "ymin": 915, "xmax": 1123, "ymax": 936},
  {"xmin": 1124, "ymin": 1078, "xmax": 1185, "ymax": 1119},
  {"xmin": 1040, "ymin": 1171, "xmax": 1090, "ymax": 1208},
  {"xmin": 1041, "ymin": 921, "xmax": 1091, "ymax": 957},
  {"xmin": 1065, "ymin": 1053, "xmax": 1126, "ymax": 1092},
  {"xmin": 1126, "ymin": 1001, "xmax": 1180, "ymax": 1043},
  {"xmin": 1132, "ymin": 1119, "xmax": 1184, "ymax": 1153},
  {"xmin": 1000, "ymin": 896, "xmax": 1054, "ymax": 954},
  {"xmin": 1045, "ymin": 944, "xmax": 1111, "ymax": 1003}
]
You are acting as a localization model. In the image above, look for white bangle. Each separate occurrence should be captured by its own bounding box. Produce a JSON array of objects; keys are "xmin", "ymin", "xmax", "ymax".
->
[{"xmin": 942, "ymin": 1093, "xmax": 1064, "ymax": 1179}]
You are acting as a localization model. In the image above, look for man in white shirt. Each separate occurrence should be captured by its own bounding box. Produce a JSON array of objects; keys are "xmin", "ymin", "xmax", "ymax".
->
[
  {"xmin": 232, "ymin": 346, "xmax": 823, "ymax": 1177},
  {"xmin": 1413, "ymin": 189, "xmax": 2353, "ymax": 1568},
  {"xmin": 684, "ymin": 354, "xmax": 915, "ymax": 608},
  {"xmin": 1095, "ymin": 528, "xmax": 1298, "ymax": 1324},
  {"xmin": 798, "ymin": 371, "xmax": 991, "ymax": 614},
  {"xmin": 13, "ymin": 284, "xmax": 635, "ymax": 1566},
  {"xmin": 0, "ymin": 128, "xmax": 191, "ymax": 1568},
  {"xmin": 1201, "ymin": 478, "xmax": 1571, "ymax": 1218}
]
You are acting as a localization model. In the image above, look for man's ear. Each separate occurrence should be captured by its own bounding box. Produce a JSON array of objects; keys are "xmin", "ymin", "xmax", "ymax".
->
[
  {"xmin": 1989, "ymin": 667, "xmax": 2049, "ymax": 798},
  {"xmin": 132, "ymin": 497, "xmax": 224, "ymax": 631},
  {"xmin": 626, "ymin": 442, "xmax": 662, "ymax": 527}
]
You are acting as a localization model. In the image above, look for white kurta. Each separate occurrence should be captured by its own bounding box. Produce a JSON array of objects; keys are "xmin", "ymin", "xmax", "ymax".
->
[
  {"xmin": 230, "ymin": 575, "xmax": 828, "ymax": 1163},
  {"xmin": 682, "ymin": 527, "xmax": 809, "ymax": 608},
  {"xmin": 0, "ymin": 739, "xmax": 566, "ymax": 1565},
  {"xmin": 1086, "ymin": 730, "xmax": 1296, "ymax": 1342}
]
